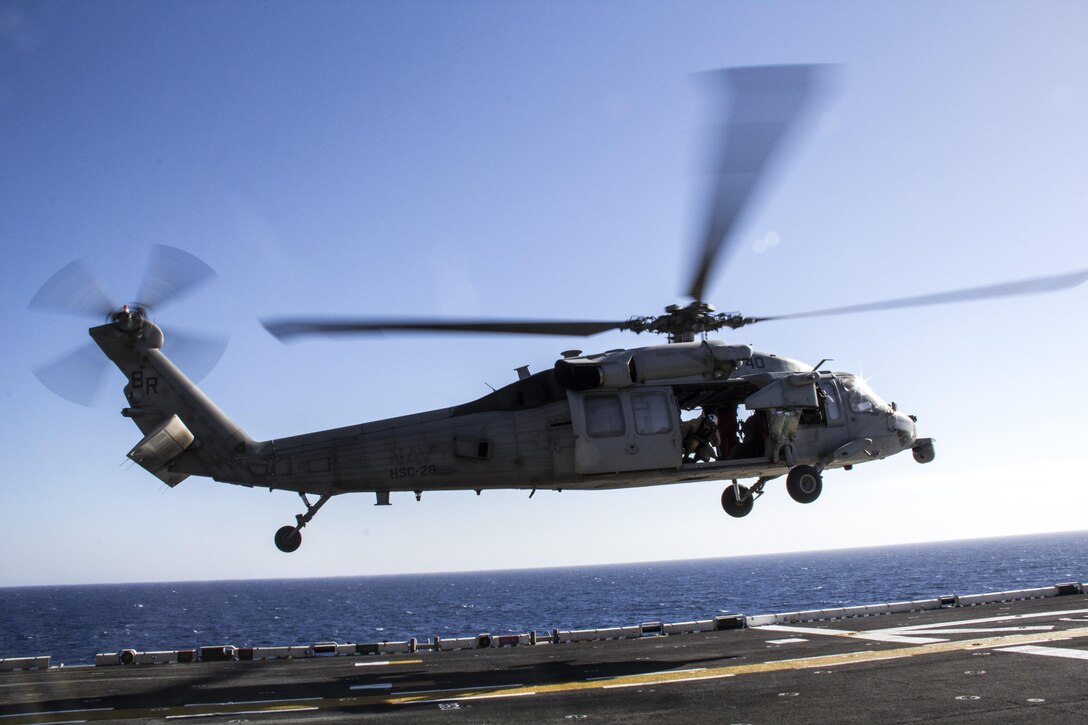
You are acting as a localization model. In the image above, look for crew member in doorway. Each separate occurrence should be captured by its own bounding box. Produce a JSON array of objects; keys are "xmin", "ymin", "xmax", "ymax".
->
[
  {"xmin": 728, "ymin": 411, "xmax": 767, "ymax": 459},
  {"xmin": 682, "ymin": 411, "xmax": 721, "ymax": 463}
]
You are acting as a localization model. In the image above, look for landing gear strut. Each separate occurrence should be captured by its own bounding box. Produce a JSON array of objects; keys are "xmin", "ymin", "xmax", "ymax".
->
[
  {"xmin": 721, "ymin": 467, "xmax": 824, "ymax": 518},
  {"xmin": 275, "ymin": 492, "xmax": 332, "ymax": 553},
  {"xmin": 720, "ymin": 477, "xmax": 774, "ymax": 518}
]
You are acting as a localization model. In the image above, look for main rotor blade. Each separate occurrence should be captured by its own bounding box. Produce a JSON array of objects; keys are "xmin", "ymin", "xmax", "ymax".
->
[
  {"xmin": 687, "ymin": 64, "xmax": 829, "ymax": 303},
  {"xmin": 33, "ymin": 342, "xmax": 111, "ymax": 406},
  {"xmin": 262, "ymin": 318, "xmax": 628, "ymax": 341},
  {"xmin": 750, "ymin": 268, "xmax": 1088, "ymax": 325},
  {"xmin": 29, "ymin": 259, "xmax": 116, "ymax": 319},
  {"xmin": 135, "ymin": 245, "xmax": 217, "ymax": 311}
]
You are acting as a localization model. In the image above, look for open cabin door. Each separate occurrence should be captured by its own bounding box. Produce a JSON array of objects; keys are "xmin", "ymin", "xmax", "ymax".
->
[
  {"xmin": 568, "ymin": 387, "xmax": 681, "ymax": 474},
  {"xmin": 742, "ymin": 373, "xmax": 820, "ymax": 465},
  {"xmin": 744, "ymin": 373, "xmax": 820, "ymax": 410}
]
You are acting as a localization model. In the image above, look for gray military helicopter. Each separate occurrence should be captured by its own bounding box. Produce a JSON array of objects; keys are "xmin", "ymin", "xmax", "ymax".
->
[{"xmin": 32, "ymin": 66, "xmax": 1088, "ymax": 552}]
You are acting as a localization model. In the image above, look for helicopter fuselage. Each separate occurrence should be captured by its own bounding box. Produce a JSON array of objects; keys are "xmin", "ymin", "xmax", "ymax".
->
[
  {"xmin": 92, "ymin": 320, "xmax": 929, "ymax": 512},
  {"xmin": 237, "ymin": 345, "xmax": 921, "ymax": 498}
]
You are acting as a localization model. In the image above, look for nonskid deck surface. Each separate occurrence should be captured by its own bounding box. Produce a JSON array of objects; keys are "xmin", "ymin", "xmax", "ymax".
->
[{"xmin": 3, "ymin": 586, "xmax": 1088, "ymax": 723}]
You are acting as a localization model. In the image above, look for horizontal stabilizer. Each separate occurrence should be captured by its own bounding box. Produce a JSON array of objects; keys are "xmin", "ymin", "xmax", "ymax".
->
[{"xmin": 127, "ymin": 414, "xmax": 195, "ymax": 487}]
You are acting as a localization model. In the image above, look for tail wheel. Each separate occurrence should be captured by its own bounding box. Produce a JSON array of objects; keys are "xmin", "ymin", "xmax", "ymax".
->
[
  {"xmin": 274, "ymin": 526, "xmax": 302, "ymax": 553},
  {"xmin": 786, "ymin": 465, "xmax": 822, "ymax": 504},
  {"xmin": 721, "ymin": 484, "xmax": 754, "ymax": 518}
]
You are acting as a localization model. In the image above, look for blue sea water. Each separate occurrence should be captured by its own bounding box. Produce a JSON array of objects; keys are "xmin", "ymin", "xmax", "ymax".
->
[{"xmin": 2, "ymin": 531, "xmax": 1086, "ymax": 665}]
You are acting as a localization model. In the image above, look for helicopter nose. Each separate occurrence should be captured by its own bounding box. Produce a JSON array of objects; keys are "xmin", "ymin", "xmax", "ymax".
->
[{"xmin": 893, "ymin": 411, "xmax": 916, "ymax": 450}]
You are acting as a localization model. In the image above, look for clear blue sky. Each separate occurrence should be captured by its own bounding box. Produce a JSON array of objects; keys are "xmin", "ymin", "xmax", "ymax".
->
[{"xmin": 2, "ymin": 0, "xmax": 1086, "ymax": 586}]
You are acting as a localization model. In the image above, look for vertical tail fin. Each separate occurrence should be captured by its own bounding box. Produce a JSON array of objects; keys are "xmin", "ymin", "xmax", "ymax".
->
[{"xmin": 91, "ymin": 314, "xmax": 257, "ymax": 487}]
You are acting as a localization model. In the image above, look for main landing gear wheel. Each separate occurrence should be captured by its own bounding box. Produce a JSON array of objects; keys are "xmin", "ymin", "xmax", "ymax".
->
[
  {"xmin": 721, "ymin": 484, "xmax": 754, "ymax": 518},
  {"xmin": 274, "ymin": 526, "xmax": 302, "ymax": 553},
  {"xmin": 274, "ymin": 492, "xmax": 333, "ymax": 553},
  {"xmin": 786, "ymin": 465, "xmax": 823, "ymax": 504}
]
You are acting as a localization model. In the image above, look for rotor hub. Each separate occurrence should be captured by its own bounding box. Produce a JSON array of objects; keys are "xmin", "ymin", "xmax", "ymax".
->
[
  {"xmin": 112, "ymin": 304, "xmax": 147, "ymax": 333},
  {"xmin": 623, "ymin": 302, "xmax": 758, "ymax": 341}
]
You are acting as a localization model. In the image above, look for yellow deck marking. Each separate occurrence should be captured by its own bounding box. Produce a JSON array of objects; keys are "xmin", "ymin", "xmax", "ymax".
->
[
  {"xmin": 602, "ymin": 672, "xmax": 736, "ymax": 688},
  {"xmin": 436, "ymin": 691, "xmax": 538, "ymax": 701},
  {"xmin": 7, "ymin": 627, "xmax": 1088, "ymax": 723},
  {"xmin": 354, "ymin": 658, "xmax": 423, "ymax": 667},
  {"xmin": 387, "ymin": 625, "xmax": 1088, "ymax": 704}
]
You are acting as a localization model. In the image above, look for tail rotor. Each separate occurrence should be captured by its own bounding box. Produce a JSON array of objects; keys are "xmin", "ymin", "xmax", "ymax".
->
[{"xmin": 30, "ymin": 245, "xmax": 228, "ymax": 406}]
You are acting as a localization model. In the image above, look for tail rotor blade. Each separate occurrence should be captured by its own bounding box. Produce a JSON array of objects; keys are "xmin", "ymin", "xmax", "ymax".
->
[
  {"xmin": 163, "ymin": 328, "xmax": 229, "ymax": 382},
  {"xmin": 135, "ymin": 245, "xmax": 217, "ymax": 311},
  {"xmin": 29, "ymin": 259, "xmax": 116, "ymax": 319},
  {"xmin": 32, "ymin": 247, "xmax": 228, "ymax": 405},
  {"xmin": 33, "ymin": 342, "xmax": 111, "ymax": 406}
]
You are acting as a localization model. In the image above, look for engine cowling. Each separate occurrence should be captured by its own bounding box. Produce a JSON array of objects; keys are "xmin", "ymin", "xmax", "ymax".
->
[{"xmin": 554, "ymin": 340, "xmax": 753, "ymax": 391}]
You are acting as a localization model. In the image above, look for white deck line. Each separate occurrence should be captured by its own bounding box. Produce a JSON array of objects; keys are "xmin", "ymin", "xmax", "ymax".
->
[
  {"xmin": 997, "ymin": 644, "xmax": 1088, "ymax": 661},
  {"xmin": 757, "ymin": 624, "xmax": 945, "ymax": 645}
]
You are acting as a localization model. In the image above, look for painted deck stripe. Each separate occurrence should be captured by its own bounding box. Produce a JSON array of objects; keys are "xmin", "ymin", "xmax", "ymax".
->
[
  {"xmin": 998, "ymin": 644, "xmax": 1088, "ymax": 661},
  {"xmin": 408, "ymin": 691, "xmax": 538, "ymax": 704},
  {"xmin": 354, "ymin": 658, "xmax": 423, "ymax": 667},
  {"xmin": 18, "ymin": 624, "xmax": 1088, "ymax": 721},
  {"xmin": 183, "ymin": 698, "xmax": 321, "ymax": 707},
  {"xmin": 888, "ymin": 608, "xmax": 1088, "ymax": 634},
  {"xmin": 394, "ymin": 683, "xmax": 525, "ymax": 697},
  {"xmin": 386, "ymin": 625, "xmax": 1088, "ymax": 705},
  {"xmin": 165, "ymin": 707, "xmax": 319, "ymax": 720},
  {"xmin": 758, "ymin": 624, "xmax": 944, "ymax": 645},
  {"xmin": 904, "ymin": 626, "xmax": 1053, "ymax": 635},
  {"xmin": 602, "ymin": 673, "xmax": 735, "ymax": 688},
  {"xmin": 0, "ymin": 710, "xmax": 112, "ymax": 719},
  {"xmin": 760, "ymin": 608, "xmax": 1088, "ymax": 646}
]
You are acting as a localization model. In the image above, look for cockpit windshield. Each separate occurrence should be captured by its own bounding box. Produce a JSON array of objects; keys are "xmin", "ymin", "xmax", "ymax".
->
[{"xmin": 839, "ymin": 375, "xmax": 890, "ymax": 414}]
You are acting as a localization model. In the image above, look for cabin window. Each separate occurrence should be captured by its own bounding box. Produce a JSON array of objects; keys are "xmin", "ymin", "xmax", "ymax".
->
[
  {"xmin": 584, "ymin": 394, "xmax": 625, "ymax": 438},
  {"xmin": 632, "ymin": 391, "xmax": 673, "ymax": 435}
]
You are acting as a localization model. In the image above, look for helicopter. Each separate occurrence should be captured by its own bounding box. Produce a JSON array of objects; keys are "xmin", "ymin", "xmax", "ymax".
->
[{"xmin": 31, "ymin": 65, "xmax": 1088, "ymax": 553}]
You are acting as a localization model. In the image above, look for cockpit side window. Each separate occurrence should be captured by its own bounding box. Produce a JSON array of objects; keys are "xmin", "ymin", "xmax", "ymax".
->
[{"xmin": 840, "ymin": 375, "xmax": 889, "ymax": 414}]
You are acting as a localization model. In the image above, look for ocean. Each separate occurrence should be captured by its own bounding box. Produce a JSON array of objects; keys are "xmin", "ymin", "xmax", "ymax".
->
[{"xmin": 2, "ymin": 530, "xmax": 1086, "ymax": 666}]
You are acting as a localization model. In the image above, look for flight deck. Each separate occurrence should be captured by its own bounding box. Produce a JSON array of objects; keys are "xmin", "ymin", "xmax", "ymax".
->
[{"xmin": 3, "ymin": 583, "xmax": 1087, "ymax": 723}]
